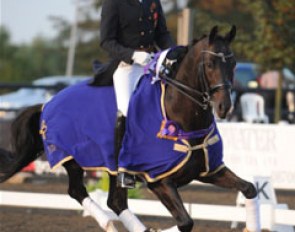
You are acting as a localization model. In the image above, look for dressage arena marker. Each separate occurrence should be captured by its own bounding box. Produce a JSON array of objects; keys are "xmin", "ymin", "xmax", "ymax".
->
[
  {"xmin": 1, "ymin": 189, "xmax": 295, "ymax": 231},
  {"xmin": 231, "ymin": 176, "xmax": 294, "ymax": 232}
]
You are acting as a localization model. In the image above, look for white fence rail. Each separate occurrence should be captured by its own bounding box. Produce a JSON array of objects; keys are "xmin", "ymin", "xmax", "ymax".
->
[{"xmin": 0, "ymin": 190, "xmax": 294, "ymax": 231}]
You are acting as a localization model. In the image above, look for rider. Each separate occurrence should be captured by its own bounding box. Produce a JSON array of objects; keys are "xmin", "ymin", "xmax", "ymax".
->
[{"xmin": 100, "ymin": 0, "xmax": 175, "ymax": 188}]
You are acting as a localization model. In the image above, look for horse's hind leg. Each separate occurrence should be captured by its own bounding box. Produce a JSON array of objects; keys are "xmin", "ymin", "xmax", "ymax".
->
[
  {"xmin": 198, "ymin": 166, "xmax": 260, "ymax": 232},
  {"xmin": 148, "ymin": 180, "xmax": 194, "ymax": 232},
  {"xmin": 63, "ymin": 159, "xmax": 117, "ymax": 231},
  {"xmin": 107, "ymin": 174, "xmax": 147, "ymax": 232}
]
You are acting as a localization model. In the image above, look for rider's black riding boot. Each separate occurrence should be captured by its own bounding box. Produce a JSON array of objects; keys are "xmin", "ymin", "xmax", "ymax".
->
[{"xmin": 115, "ymin": 111, "xmax": 136, "ymax": 189}]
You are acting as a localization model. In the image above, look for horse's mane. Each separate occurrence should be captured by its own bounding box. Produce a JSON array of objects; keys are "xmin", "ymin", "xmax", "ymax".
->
[{"xmin": 191, "ymin": 35, "xmax": 207, "ymax": 45}]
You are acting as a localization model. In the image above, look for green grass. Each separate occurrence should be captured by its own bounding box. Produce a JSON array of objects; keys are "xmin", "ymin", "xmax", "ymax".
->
[{"xmin": 86, "ymin": 172, "xmax": 143, "ymax": 199}]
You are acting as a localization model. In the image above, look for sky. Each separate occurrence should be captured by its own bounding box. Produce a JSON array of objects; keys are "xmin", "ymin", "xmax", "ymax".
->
[{"xmin": 0, "ymin": 0, "xmax": 76, "ymax": 44}]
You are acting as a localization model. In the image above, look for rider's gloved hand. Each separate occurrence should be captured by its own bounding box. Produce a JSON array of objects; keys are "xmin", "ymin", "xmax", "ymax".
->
[{"xmin": 132, "ymin": 51, "xmax": 152, "ymax": 66}]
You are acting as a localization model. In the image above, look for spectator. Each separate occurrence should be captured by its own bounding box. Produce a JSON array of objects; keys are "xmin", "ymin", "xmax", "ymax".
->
[{"xmin": 259, "ymin": 70, "xmax": 280, "ymax": 89}]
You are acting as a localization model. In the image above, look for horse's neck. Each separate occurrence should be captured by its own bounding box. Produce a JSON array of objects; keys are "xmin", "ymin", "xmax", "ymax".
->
[
  {"xmin": 165, "ymin": 87, "xmax": 213, "ymax": 131},
  {"xmin": 164, "ymin": 50, "xmax": 214, "ymax": 131}
]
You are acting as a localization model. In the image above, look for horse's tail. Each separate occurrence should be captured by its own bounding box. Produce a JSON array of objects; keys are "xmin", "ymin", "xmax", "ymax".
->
[{"xmin": 0, "ymin": 104, "xmax": 44, "ymax": 182}]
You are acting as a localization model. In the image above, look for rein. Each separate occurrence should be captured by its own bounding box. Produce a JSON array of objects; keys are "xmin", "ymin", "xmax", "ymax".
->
[
  {"xmin": 151, "ymin": 49, "xmax": 233, "ymax": 110},
  {"xmin": 156, "ymin": 71, "xmax": 210, "ymax": 110}
]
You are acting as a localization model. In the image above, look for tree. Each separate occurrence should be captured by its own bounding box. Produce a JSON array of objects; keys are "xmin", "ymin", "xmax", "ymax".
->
[
  {"xmin": 0, "ymin": 26, "xmax": 67, "ymax": 83},
  {"xmin": 0, "ymin": 26, "xmax": 15, "ymax": 82},
  {"xmin": 240, "ymin": 1, "xmax": 295, "ymax": 70},
  {"xmin": 49, "ymin": 0, "xmax": 106, "ymax": 76},
  {"xmin": 240, "ymin": 0, "xmax": 295, "ymax": 122},
  {"xmin": 0, "ymin": 27, "xmax": 34, "ymax": 83}
]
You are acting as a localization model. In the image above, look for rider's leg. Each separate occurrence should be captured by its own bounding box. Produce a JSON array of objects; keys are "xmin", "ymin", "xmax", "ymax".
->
[
  {"xmin": 113, "ymin": 62, "xmax": 143, "ymax": 188},
  {"xmin": 114, "ymin": 111, "xmax": 135, "ymax": 188}
]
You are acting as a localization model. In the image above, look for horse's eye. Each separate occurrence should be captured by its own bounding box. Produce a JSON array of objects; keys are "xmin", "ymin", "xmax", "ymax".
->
[{"xmin": 207, "ymin": 62, "xmax": 213, "ymax": 69}]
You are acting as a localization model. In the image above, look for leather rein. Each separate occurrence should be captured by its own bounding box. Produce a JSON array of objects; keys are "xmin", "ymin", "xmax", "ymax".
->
[{"xmin": 157, "ymin": 50, "xmax": 234, "ymax": 110}]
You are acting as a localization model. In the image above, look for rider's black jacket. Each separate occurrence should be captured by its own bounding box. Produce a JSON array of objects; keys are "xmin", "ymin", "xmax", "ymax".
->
[
  {"xmin": 91, "ymin": 0, "xmax": 174, "ymax": 86},
  {"xmin": 100, "ymin": 0, "xmax": 174, "ymax": 64}
]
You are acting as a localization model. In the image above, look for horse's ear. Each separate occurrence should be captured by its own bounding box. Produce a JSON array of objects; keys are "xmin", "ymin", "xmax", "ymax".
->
[
  {"xmin": 209, "ymin": 26, "xmax": 218, "ymax": 45},
  {"xmin": 225, "ymin": 25, "xmax": 236, "ymax": 43}
]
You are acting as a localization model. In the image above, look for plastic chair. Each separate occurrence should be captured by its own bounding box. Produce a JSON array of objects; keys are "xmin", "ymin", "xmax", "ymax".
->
[{"xmin": 240, "ymin": 93, "xmax": 269, "ymax": 123}]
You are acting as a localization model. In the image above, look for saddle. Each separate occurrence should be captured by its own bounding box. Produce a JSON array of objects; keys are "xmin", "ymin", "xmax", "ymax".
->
[
  {"xmin": 89, "ymin": 59, "xmax": 120, "ymax": 86},
  {"xmin": 88, "ymin": 46, "xmax": 188, "ymax": 87}
]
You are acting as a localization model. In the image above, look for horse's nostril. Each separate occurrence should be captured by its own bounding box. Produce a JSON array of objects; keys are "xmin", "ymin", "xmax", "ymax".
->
[{"xmin": 219, "ymin": 103, "xmax": 225, "ymax": 113}]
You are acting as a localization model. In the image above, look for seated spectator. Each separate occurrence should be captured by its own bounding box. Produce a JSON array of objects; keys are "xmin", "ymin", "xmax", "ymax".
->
[{"xmin": 259, "ymin": 70, "xmax": 280, "ymax": 89}]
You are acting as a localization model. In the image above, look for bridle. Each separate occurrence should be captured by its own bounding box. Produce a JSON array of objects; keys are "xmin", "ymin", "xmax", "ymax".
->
[
  {"xmin": 156, "ymin": 49, "xmax": 234, "ymax": 110},
  {"xmin": 199, "ymin": 50, "xmax": 234, "ymax": 96}
]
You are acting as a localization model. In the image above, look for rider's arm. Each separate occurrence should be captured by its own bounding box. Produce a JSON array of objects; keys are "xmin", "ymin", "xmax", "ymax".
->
[
  {"xmin": 154, "ymin": 0, "xmax": 175, "ymax": 49},
  {"xmin": 100, "ymin": 0, "xmax": 134, "ymax": 64}
]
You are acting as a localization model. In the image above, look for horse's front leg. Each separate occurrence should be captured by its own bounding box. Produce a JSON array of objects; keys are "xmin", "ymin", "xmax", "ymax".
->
[
  {"xmin": 63, "ymin": 160, "xmax": 117, "ymax": 232},
  {"xmin": 198, "ymin": 166, "xmax": 260, "ymax": 232},
  {"xmin": 199, "ymin": 166, "xmax": 257, "ymax": 198},
  {"xmin": 148, "ymin": 180, "xmax": 194, "ymax": 232},
  {"xmin": 107, "ymin": 174, "xmax": 147, "ymax": 232}
]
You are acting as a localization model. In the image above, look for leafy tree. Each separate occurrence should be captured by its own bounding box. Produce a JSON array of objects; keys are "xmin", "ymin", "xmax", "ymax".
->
[
  {"xmin": 0, "ymin": 26, "xmax": 67, "ymax": 83},
  {"xmin": 239, "ymin": 1, "xmax": 295, "ymax": 70},
  {"xmin": 239, "ymin": 0, "xmax": 295, "ymax": 122},
  {"xmin": 49, "ymin": 0, "xmax": 107, "ymax": 76},
  {"xmin": 183, "ymin": 0, "xmax": 295, "ymax": 71},
  {"xmin": 0, "ymin": 26, "xmax": 31, "ymax": 83},
  {"xmin": 187, "ymin": 0, "xmax": 255, "ymax": 60},
  {"xmin": 2, "ymin": 0, "xmax": 294, "ymax": 95}
]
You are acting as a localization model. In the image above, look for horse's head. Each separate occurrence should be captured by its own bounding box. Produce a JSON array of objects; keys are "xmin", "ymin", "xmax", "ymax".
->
[
  {"xmin": 190, "ymin": 26, "xmax": 236, "ymax": 119},
  {"xmin": 160, "ymin": 26, "xmax": 236, "ymax": 131},
  {"xmin": 175, "ymin": 26, "xmax": 236, "ymax": 118}
]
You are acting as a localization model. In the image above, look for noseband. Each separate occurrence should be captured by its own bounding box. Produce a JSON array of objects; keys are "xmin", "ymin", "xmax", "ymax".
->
[{"xmin": 156, "ymin": 49, "xmax": 234, "ymax": 110}]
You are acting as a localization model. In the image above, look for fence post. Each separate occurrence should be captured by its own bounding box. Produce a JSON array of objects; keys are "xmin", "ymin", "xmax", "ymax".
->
[{"xmin": 177, "ymin": 8, "xmax": 194, "ymax": 46}]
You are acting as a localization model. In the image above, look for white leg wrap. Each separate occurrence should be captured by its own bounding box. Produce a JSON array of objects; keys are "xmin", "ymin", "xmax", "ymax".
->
[
  {"xmin": 245, "ymin": 197, "xmax": 261, "ymax": 232},
  {"xmin": 119, "ymin": 209, "xmax": 146, "ymax": 232},
  {"xmin": 82, "ymin": 197, "xmax": 113, "ymax": 231},
  {"xmin": 161, "ymin": 225, "xmax": 180, "ymax": 232}
]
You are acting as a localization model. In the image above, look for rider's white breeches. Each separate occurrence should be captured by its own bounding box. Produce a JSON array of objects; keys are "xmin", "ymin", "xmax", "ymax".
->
[{"xmin": 113, "ymin": 61, "xmax": 144, "ymax": 116}]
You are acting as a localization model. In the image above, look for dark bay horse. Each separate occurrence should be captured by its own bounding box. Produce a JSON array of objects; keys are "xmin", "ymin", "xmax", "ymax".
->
[{"xmin": 0, "ymin": 26, "xmax": 260, "ymax": 232}]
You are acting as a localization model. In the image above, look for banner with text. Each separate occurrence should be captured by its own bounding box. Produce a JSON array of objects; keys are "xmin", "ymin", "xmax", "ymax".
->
[{"xmin": 218, "ymin": 123, "xmax": 295, "ymax": 190}]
